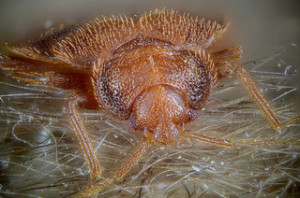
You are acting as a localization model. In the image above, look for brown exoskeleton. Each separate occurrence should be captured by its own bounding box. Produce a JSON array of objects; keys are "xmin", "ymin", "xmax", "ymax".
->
[{"xmin": 0, "ymin": 9, "xmax": 299, "ymax": 197}]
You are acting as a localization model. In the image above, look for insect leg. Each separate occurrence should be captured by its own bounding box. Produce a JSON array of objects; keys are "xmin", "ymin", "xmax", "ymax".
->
[
  {"xmin": 211, "ymin": 46, "xmax": 243, "ymax": 64},
  {"xmin": 230, "ymin": 65, "xmax": 300, "ymax": 131},
  {"xmin": 76, "ymin": 140, "xmax": 150, "ymax": 197},
  {"xmin": 67, "ymin": 97, "xmax": 102, "ymax": 179},
  {"xmin": 188, "ymin": 133, "xmax": 233, "ymax": 147}
]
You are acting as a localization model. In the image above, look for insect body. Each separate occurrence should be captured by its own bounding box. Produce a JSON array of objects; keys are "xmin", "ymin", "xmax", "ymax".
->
[
  {"xmin": 0, "ymin": 9, "xmax": 299, "ymax": 197},
  {"xmin": 97, "ymin": 34, "xmax": 215, "ymax": 144}
]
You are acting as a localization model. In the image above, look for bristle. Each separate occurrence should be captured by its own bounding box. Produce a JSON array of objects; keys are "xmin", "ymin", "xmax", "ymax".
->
[{"xmin": 136, "ymin": 9, "xmax": 227, "ymax": 49}]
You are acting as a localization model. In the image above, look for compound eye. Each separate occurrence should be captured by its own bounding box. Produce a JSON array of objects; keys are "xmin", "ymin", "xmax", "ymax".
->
[
  {"xmin": 189, "ymin": 109, "xmax": 197, "ymax": 121},
  {"xmin": 128, "ymin": 116, "xmax": 138, "ymax": 130}
]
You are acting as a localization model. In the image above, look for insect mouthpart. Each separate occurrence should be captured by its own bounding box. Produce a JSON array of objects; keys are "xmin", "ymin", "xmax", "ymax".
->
[{"xmin": 130, "ymin": 84, "xmax": 192, "ymax": 145}]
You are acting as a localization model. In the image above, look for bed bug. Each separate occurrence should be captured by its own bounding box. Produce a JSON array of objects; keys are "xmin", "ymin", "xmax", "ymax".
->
[{"xmin": 0, "ymin": 9, "xmax": 299, "ymax": 197}]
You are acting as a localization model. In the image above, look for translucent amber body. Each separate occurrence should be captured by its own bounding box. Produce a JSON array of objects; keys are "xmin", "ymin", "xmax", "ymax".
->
[
  {"xmin": 0, "ymin": 10, "xmax": 228, "ymax": 144},
  {"xmin": 1, "ymin": 9, "xmax": 298, "ymax": 197}
]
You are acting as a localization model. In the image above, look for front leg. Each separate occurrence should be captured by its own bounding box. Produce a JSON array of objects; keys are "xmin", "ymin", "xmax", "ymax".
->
[
  {"xmin": 212, "ymin": 46, "xmax": 299, "ymax": 130},
  {"xmin": 75, "ymin": 139, "xmax": 150, "ymax": 197},
  {"xmin": 67, "ymin": 97, "xmax": 102, "ymax": 179},
  {"xmin": 228, "ymin": 64, "xmax": 299, "ymax": 131}
]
